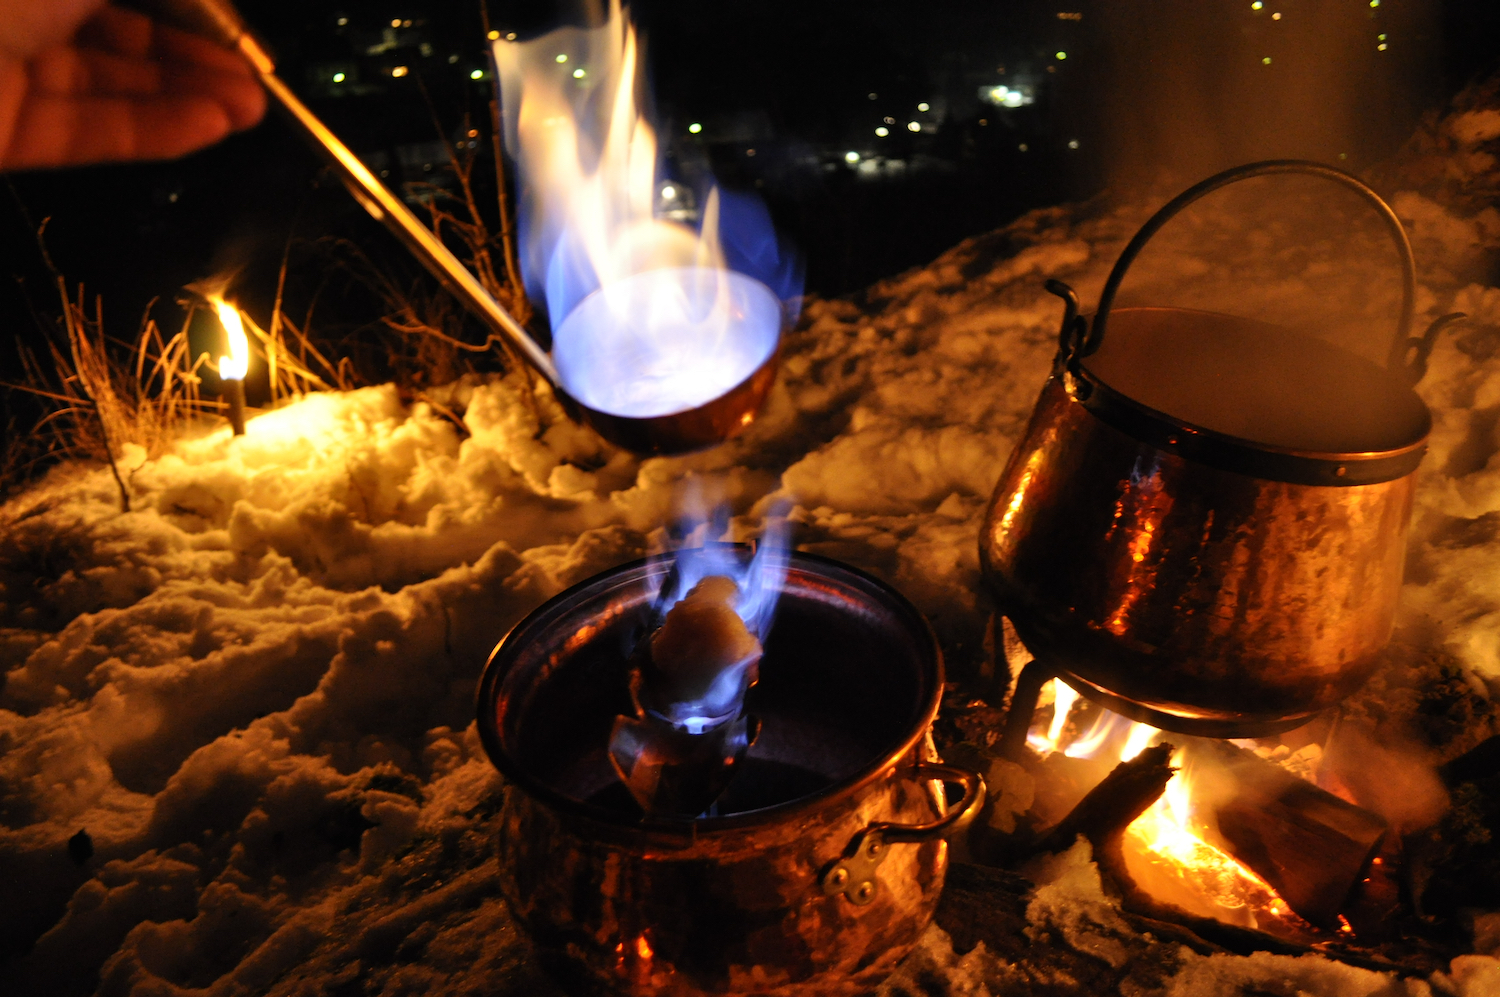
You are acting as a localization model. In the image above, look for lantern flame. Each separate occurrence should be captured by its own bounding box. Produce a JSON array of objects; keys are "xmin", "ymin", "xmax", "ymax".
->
[{"xmin": 212, "ymin": 297, "xmax": 250, "ymax": 382}]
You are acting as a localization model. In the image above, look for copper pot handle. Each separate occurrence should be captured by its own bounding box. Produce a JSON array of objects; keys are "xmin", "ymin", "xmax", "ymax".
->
[
  {"xmin": 1085, "ymin": 159, "xmax": 1420, "ymax": 374},
  {"xmin": 819, "ymin": 762, "xmax": 986, "ymax": 906}
]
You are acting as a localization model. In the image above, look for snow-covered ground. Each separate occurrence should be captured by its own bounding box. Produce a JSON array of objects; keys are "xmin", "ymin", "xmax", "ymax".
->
[{"xmin": 5, "ymin": 101, "xmax": 1500, "ymax": 995}]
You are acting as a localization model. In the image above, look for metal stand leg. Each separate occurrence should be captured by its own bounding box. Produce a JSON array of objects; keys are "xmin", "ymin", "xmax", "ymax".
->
[{"xmin": 998, "ymin": 659, "xmax": 1053, "ymax": 760}]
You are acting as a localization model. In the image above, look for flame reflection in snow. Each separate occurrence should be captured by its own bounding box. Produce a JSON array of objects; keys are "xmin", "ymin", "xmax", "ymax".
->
[
  {"xmin": 494, "ymin": 2, "xmax": 797, "ymax": 420},
  {"xmin": 1030, "ymin": 678, "xmax": 1311, "ymax": 933},
  {"xmin": 212, "ymin": 297, "xmax": 250, "ymax": 382}
]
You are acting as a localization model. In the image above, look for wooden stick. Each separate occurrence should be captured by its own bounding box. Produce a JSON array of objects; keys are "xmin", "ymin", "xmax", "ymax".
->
[{"xmin": 1036, "ymin": 742, "xmax": 1176, "ymax": 856}]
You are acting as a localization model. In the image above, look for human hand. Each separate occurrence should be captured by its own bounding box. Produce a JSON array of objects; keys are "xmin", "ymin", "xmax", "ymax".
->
[{"xmin": 0, "ymin": 1, "xmax": 265, "ymax": 170}]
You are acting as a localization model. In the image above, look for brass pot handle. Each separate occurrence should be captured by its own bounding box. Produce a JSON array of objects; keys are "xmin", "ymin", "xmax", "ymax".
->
[
  {"xmin": 819, "ymin": 762, "xmax": 986, "ymax": 906},
  {"xmin": 1087, "ymin": 159, "xmax": 1417, "ymax": 372}
]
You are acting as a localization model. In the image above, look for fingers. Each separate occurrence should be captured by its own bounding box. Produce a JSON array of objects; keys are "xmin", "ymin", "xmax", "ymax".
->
[
  {"xmin": 1, "ymin": 91, "xmax": 239, "ymax": 169},
  {"xmin": 74, "ymin": 6, "xmax": 155, "ymax": 60},
  {"xmin": 78, "ymin": 7, "xmax": 254, "ymax": 78},
  {"xmin": 25, "ymin": 48, "xmax": 265, "ymax": 131}
]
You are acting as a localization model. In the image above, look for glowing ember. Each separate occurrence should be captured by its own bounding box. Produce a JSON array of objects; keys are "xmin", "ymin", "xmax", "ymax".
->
[
  {"xmin": 493, "ymin": 2, "xmax": 794, "ymax": 420},
  {"xmin": 212, "ymin": 297, "xmax": 251, "ymax": 382}
]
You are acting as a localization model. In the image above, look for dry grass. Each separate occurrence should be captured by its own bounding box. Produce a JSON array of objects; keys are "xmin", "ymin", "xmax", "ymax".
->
[
  {"xmin": 1, "ymin": 60, "xmax": 535, "ymax": 506},
  {"xmin": 3, "ymin": 241, "xmax": 215, "ymax": 509}
]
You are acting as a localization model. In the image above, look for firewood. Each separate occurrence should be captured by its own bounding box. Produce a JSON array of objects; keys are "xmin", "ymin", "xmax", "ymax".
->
[
  {"xmin": 1193, "ymin": 739, "xmax": 1388, "ymax": 931},
  {"xmin": 1035, "ymin": 742, "xmax": 1176, "ymax": 856}
]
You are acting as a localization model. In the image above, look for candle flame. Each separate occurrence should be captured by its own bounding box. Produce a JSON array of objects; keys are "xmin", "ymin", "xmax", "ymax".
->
[{"xmin": 212, "ymin": 297, "xmax": 250, "ymax": 382}]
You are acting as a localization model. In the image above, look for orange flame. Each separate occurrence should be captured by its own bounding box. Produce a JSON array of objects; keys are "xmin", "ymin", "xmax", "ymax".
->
[
  {"xmin": 1031, "ymin": 684, "xmax": 1314, "ymax": 933},
  {"xmin": 210, "ymin": 296, "xmax": 250, "ymax": 382}
]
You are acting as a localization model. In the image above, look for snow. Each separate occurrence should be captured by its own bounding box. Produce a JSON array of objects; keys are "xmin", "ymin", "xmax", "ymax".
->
[{"xmin": 6, "ymin": 111, "xmax": 1500, "ymax": 997}]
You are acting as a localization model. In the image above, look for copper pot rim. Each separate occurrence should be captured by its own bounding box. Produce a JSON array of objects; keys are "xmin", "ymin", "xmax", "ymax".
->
[
  {"xmin": 558, "ymin": 342, "xmax": 783, "ymax": 457},
  {"xmin": 1070, "ymin": 308, "xmax": 1432, "ymax": 487},
  {"xmin": 474, "ymin": 548, "xmax": 945, "ymax": 840}
]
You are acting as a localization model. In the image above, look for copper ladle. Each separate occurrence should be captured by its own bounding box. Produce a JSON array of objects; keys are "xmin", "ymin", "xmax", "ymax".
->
[{"xmin": 126, "ymin": 0, "xmax": 782, "ymax": 455}]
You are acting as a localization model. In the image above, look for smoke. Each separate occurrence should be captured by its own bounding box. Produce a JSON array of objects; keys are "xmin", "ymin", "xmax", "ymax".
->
[{"xmin": 1083, "ymin": 0, "xmax": 1439, "ymax": 191}]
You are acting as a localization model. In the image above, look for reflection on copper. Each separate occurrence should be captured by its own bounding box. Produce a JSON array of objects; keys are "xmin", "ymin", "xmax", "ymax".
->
[{"xmin": 1104, "ymin": 456, "xmax": 1174, "ymax": 637}]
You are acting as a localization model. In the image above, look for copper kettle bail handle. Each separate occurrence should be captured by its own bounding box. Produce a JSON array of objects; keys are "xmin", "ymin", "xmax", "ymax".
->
[{"xmin": 1086, "ymin": 159, "xmax": 1417, "ymax": 372}]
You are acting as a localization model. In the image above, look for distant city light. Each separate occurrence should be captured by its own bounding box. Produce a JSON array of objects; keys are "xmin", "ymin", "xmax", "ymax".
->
[
  {"xmin": 917, "ymin": 102, "xmax": 930, "ymax": 112},
  {"xmin": 448, "ymin": 54, "xmax": 459, "ymax": 63},
  {"xmin": 845, "ymin": 151, "xmax": 861, "ymax": 164},
  {"xmin": 1055, "ymin": 51, "xmax": 1067, "ymax": 60},
  {"xmin": 337, "ymin": 16, "xmax": 348, "ymax": 26},
  {"xmin": 507, "ymin": 33, "xmax": 517, "ymax": 40},
  {"xmin": 868, "ymin": 92, "xmax": 878, "ymax": 100},
  {"xmin": 875, "ymin": 126, "xmax": 889, "ymax": 137},
  {"xmin": 555, "ymin": 53, "xmax": 568, "ymax": 63},
  {"xmin": 1378, "ymin": 33, "xmax": 1387, "ymax": 40},
  {"xmin": 688, "ymin": 122, "xmax": 702, "ymax": 134},
  {"xmin": 332, "ymin": 72, "xmax": 346, "ymax": 83},
  {"xmin": 661, "ymin": 185, "xmax": 677, "ymax": 199},
  {"xmin": 746, "ymin": 148, "xmax": 756, "ymax": 156},
  {"xmin": 1369, "ymin": 0, "xmax": 1379, "ymax": 6},
  {"xmin": 487, "ymin": 29, "xmax": 500, "ymax": 40},
  {"xmin": 402, "ymin": 20, "xmax": 412, "ymax": 27},
  {"xmin": 1019, "ymin": 143, "xmax": 1029, "ymax": 151},
  {"xmin": 1262, "ymin": 56, "xmax": 1272, "ymax": 64},
  {"xmin": 573, "ymin": 68, "xmax": 586, "ymax": 78},
  {"xmin": 391, "ymin": 18, "xmax": 401, "ymax": 27},
  {"xmin": 1251, "ymin": 1, "xmax": 1262, "ymax": 8},
  {"xmin": 1377, "ymin": 42, "xmax": 1388, "ymax": 50},
  {"xmin": 884, "ymin": 116, "xmax": 895, "ymax": 124},
  {"xmin": 392, "ymin": 66, "xmax": 409, "ymax": 77},
  {"xmin": 980, "ymin": 84, "xmax": 1030, "ymax": 108},
  {"xmin": 907, "ymin": 121, "xmax": 921, "ymax": 132},
  {"xmin": 1068, "ymin": 139, "xmax": 1080, "ymax": 149},
  {"xmin": 1272, "ymin": 11, "xmax": 1282, "ymax": 19},
  {"xmin": 1057, "ymin": 11, "xmax": 1083, "ymax": 20},
  {"xmin": 471, "ymin": 69, "xmax": 485, "ymax": 79}
]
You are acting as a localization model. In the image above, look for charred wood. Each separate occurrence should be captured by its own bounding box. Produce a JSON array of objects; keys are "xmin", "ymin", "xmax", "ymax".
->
[
  {"xmin": 1035, "ymin": 742, "xmax": 1176, "ymax": 859},
  {"xmin": 1194, "ymin": 739, "xmax": 1388, "ymax": 931}
]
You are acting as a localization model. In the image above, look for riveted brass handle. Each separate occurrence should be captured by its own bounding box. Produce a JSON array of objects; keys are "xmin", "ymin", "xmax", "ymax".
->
[{"xmin": 820, "ymin": 762, "xmax": 986, "ymax": 906}]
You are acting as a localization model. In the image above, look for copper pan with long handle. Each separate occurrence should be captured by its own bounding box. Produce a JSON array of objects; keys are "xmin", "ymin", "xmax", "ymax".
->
[
  {"xmin": 124, "ymin": 0, "xmax": 782, "ymax": 455},
  {"xmin": 981, "ymin": 160, "xmax": 1464, "ymax": 738}
]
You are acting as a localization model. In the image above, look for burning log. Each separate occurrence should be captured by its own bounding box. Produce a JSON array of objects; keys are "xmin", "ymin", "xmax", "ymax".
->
[
  {"xmin": 1194, "ymin": 739, "xmax": 1388, "ymax": 931},
  {"xmin": 1036, "ymin": 742, "xmax": 1177, "ymax": 859}
]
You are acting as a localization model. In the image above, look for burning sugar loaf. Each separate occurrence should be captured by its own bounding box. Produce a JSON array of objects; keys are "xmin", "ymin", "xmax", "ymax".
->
[
  {"xmin": 609, "ymin": 532, "xmax": 789, "ymax": 817},
  {"xmin": 647, "ymin": 575, "xmax": 763, "ymax": 721},
  {"xmin": 493, "ymin": 1, "xmax": 801, "ymax": 427}
]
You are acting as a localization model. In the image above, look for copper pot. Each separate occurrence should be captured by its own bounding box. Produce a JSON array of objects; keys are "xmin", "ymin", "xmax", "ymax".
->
[
  {"xmin": 981, "ymin": 161, "xmax": 1462, "ymax": 738},
  {"xmin": 475, "ymin": 549, "xmax": 984, "ymax": 997}
]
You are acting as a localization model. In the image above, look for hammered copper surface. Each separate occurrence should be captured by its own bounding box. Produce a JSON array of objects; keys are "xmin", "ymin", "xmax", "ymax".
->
[
  {"xmin": 981, "ymin": 374, "xmax": 1417, "ymax": 736},
  {"xmin": 496, "ymin": 748, "xmax": 946, "ymax": 997},
  {"xmin": 561, "ymin": 347, "xmax": 781, "ymax": 455},
  {"xmin": 477, "ymin": 551, "xmax": 981, "ymax": 996}
]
